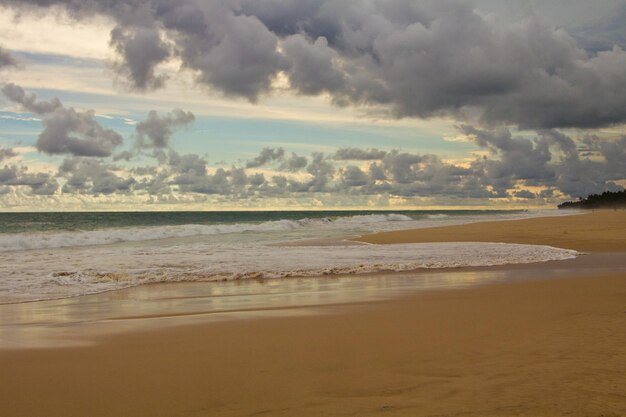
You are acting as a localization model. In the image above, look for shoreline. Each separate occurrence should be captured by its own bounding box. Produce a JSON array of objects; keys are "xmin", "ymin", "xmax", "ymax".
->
[
  {"xmin": 8, "ymin": 252, "xmax": 623, "ymax": 349},
  {"xmin": 353, "ymin": 210, "xmax": 626, "ymax": 252},
  {"xmin": 2, "ymin": 210, "xmax": 626, "ymax": 416}
]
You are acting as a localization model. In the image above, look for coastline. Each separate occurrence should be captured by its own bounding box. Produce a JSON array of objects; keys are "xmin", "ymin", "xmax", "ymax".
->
[
  {"xmin": 354, "ymin": 210, "xmax": 626, "ymax": 252},
  {"xmin": 2, "ymin": 210, "xmax": 626, "ymax": 416}
]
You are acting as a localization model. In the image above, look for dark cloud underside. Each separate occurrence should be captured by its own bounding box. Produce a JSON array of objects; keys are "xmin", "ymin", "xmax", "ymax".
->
[{"xmin": 2, "ymin": 0, "xmax": 626, "ymax": 129}]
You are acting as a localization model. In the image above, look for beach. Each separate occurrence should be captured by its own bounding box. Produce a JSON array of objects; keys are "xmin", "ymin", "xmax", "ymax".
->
[
  {"xmin": 4, "ymin": 1, "xmax": 626, "ymax": 415},
  {"xmin": 2, "ymin": 210, "xmax": 626, "ymax": 416},
  {"xmin": 355, "ymin": 210, "xmax": 626, "ymax": 252}
]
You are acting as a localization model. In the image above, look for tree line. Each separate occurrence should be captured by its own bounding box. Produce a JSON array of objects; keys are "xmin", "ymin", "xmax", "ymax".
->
[{"xmin": 558, "ymin": 190, "xmax": 626, "ymax": 209}]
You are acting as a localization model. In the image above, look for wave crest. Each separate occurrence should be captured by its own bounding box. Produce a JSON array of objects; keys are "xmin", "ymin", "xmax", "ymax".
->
[{"xmin": 0, "ymin": 213, "xmax": 414, "ymax": 252}]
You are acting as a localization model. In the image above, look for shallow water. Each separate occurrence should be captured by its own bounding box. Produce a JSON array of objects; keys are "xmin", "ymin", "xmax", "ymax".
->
[
  {"xmin": 0, "ymin": 268, "xmax": 507, "ymax": 349},
  {"xmin": 0, "ymin": 209, "xmax": 579, "ymax": 303},
  {"xmin": 0, "ymin": 250, "xmax": 626, "ymax": 349},
  {"xmin": 3, "ymin": 252, "xmax": 626, "ymax": 350}
]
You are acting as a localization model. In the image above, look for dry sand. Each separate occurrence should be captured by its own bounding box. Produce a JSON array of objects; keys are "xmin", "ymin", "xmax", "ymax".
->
[
  {"xmin": 355, "ymin": 210, "xmax": 626, "ymax": 252},
  {"xmin": 2, "ymin": 210, "xmax": 626, "ymax": 417}
]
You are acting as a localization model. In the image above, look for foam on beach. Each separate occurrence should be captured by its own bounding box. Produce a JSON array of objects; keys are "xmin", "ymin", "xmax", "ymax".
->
[
  {"xmin": 0, "ymin": 241, "xmax": 578, "ymax": 303},
  {"xmin": 0, "ymin": 209, "xmax": 584, "ymax": 303}
]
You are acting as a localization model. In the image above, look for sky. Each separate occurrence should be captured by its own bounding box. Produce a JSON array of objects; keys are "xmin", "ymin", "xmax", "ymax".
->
[{"xmin": 0, "ymin": 0, "xmax": 625, "ymax": 211}]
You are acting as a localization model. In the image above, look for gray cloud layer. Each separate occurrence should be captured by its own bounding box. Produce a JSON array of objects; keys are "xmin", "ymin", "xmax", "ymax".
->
[
  {"xmin": 3, "ymin": 0, "xmax": 626, "ymax": 129},
  {"xmin": 59, "ymin": 158, "xmax": 135, "ymax": 195},
  {"xmin": 460, "ymin": 125, "xmax": 626, "ymax": 198},
  {"xmin": 130, "ymin": 137, "xmax": 622, "ymax": 201},
  {"xmin": 2, "ymin": 134, "xmax": 624, "ymax": 201},
  {"xmin": 0, "ymin": 165, "xmax": 58, "ymax": 195}
]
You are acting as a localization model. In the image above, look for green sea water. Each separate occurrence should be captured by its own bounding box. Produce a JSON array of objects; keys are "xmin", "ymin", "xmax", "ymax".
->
[{"xmin": 0, "ymin": 210, "xmax": 522, "ymax": 234}]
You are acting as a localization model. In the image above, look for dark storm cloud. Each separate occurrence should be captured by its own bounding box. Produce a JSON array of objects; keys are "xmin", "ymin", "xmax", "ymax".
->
[
  {"xmin": 184, "ymin": 8, "xmax": 287, "ymax": 101},
  {"xmin": 4, "ymin": 0, "xmax": 626, "ymax": 128},
  {"xmin": 2, "ymin": 83, "xmax": 123, "ymax": 157},
  {"xmin": 243, "ymin": 0, "xmax": 626, "ymax": 128},
  {"xmin": 281, "ymin": 34, "xmax": 345, "ymax": 96},
  {"xmin": 571, "ymin": 3, "xmax": 626, "ymax": 53},
  {"xmin": 135, "ymin": 108, "xmax": 195, "ymax": 148},
  {"xmin": 110, "ymin": 25, "xmax": 170, "ymax": 91},
  {"xmin": 0, "ymin": 46, "xmax": 18, "ymax": 68}
]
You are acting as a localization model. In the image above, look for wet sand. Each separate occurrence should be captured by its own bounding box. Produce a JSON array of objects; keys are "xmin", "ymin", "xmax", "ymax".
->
[{"xmin": 2, "ymin": 210, "xmax": 626, "ymax": 417}]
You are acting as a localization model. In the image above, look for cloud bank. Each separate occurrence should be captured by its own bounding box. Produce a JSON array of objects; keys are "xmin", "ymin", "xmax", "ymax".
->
[
  {"xmin": 1, "ymin": 84, "xmax": 625, "ymax": 203},
  {"xmin": 2, "ymin": 0, "xmax": 626, "ymax": 129}
]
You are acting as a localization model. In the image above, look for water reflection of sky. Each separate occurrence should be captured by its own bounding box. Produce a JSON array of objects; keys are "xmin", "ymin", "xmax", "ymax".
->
[
  {"xmin": 3, "ymin": 252, "xmax": 626, "ymax": 350},
  {"xmin": 0, "ymin": 269, "xmax": 493, "ymax": 349}
]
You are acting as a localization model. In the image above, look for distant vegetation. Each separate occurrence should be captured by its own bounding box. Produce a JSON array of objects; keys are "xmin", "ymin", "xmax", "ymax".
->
[{"xmin": 558, "ymin": 190, "xmax": 626, "ymax": 209}]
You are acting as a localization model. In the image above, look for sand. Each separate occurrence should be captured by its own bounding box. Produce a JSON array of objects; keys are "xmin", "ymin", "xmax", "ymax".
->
[
  {"xmin": 355, "ymin": 210, "xmax": 626, "ymax": 252},
  {"xmin": 2, "ymin": 210, "xmax": 626, "ymax": 417}
]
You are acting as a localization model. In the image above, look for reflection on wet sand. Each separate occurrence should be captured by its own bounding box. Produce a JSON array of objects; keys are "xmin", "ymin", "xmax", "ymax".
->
[
  {"xmin": 0, "ymin": 269, "xmax": 488, "ymax": 349},
  {"xmin": 1, "ymin": 252, "xmax": 625, "ymax": 349}
]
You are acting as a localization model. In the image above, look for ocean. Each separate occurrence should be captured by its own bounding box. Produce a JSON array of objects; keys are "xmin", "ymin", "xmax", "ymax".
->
[{"xmin": 0, "ymin": 210, "xmax": 578, "ymax": 303}]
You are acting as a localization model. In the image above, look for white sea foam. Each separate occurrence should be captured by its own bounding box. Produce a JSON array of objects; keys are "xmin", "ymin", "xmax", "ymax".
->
[
  {"xmin": 0, "ymin": 210, "xmax": 583, "ymax": 303},
  {"xmin": 426, "ymin": 213, "xmax": 449, "ymax": 219},
  {"xmin": 0, "ymin": 240, "xmax": 578, "ymax": 303}
]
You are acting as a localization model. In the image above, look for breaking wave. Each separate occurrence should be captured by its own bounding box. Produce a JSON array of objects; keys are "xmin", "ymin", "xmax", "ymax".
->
[{"xmin": 0, "ymin": 213, "xmax": 413, "ymax": 252}]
